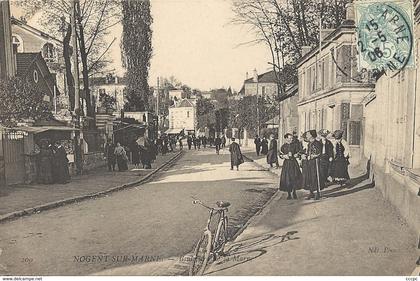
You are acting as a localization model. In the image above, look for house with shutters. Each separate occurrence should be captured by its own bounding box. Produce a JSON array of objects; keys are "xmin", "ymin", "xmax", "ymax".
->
[{"xmin": 296, "ymin": 13, "xmax": 375, "ymax": 164}]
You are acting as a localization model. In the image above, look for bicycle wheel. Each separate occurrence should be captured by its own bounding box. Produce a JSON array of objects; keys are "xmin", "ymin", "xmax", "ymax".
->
[
  {"xmin": 189, "ymin": 231, "xmax": 212, "ymax": 276},
  {"xmin": 214, "ymin": 217, "xmax": 227, "ymax": 254}
]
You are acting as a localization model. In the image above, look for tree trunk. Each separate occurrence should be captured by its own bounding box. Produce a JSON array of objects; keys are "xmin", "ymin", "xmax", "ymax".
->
[
  {"xmin": 63, "ymin": 24, "xmax": 75, "ymax": 111},
  {"xmin": 75, "ymin": 2, "xmax": 93, "ymax": 121}
]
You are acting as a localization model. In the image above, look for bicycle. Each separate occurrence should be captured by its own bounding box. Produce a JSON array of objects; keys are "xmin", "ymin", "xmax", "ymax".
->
[{"xmin": 189, "ymin": 197, "xmax": 230, "ymax": 276}]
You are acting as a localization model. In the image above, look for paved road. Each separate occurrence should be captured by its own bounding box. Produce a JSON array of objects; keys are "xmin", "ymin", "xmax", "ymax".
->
[{"xmin": 0, "ymin": 148, "xmax": 277, "ymax": 275}]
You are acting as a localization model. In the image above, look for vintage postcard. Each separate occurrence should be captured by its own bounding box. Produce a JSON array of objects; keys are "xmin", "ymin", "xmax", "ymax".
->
[{"xmin": 0, "ymin": 0, "xmax": 419, "ymax": 279}]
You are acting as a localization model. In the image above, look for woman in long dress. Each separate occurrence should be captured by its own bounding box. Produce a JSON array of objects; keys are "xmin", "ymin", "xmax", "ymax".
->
[
  {"xmin": 266, "ymin": 134, "xmax": 279, "ymax": 168},
  {"xmin": 260, "ymin": 137, "xmax": 269, "ymax": 155},
  {"xmin": 37, "ymin": 141, "xmax": 54, "ymax": 184},
  {"xmin": 279, "ymin": 133, "xmax": 302, "ymax": 199},
  {"xmin": 330, "ymin": 130, "xmax": 350, "ymax": 185},
  {"xmin": 114, "ymin": 142, "xmax": 128, "ymax": 171}
]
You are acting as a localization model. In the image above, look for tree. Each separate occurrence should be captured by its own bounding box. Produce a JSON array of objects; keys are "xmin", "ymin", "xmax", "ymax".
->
[
  {"xmin": 17, "ymin": 0, "xmax": 121, "ymax": 117},
  {"xmin": 231, "ymin": 0, "xmax": 349, "ymax": 93},
  {"xmin": 121, "ymin": 0, "xmax": 153, "ymax": 112},
  {"xmin": 0, "ymin": 78, "xmax": 53, "ymax": 127},
  {"xmin": 196, "ymin": 98, "xmax": 216, "ymax": 131}
]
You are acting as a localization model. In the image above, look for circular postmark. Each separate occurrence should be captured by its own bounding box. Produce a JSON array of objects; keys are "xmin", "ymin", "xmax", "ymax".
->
[{"xmin": 356, "ymin": 2, "xmax": 413, "ymax": 76}]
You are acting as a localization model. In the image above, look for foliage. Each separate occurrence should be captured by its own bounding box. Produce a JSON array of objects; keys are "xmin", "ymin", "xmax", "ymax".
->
[
  {"xmin": 98, "ymin": 92, "xmax": 116, "ymax": 110},
  {"xmin": 228, "ymin": 95, "xmax": 278, "ymax": 137},
  {"xmin": 17, "ymin": 0, "xmax": 121, "ymax": 117},
  {"xmin": 121, "ymin": 0, "xmax": 153, "ymax": 112},
  {"xmin": 232, "ymin": 0, "xmax": 349, "ymax": 92},
  {"xmin": 196, "ymin": 98, "xmax": 216, "ymax": 130},
  {"xmin": 0, "ymin": 78, "xmax": 53, "ymax": 127}
]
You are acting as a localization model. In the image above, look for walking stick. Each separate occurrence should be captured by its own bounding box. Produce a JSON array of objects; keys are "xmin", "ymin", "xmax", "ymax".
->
[{"xmin": 315, "ymin": 157, "xmax": 321, "ymax": 198}]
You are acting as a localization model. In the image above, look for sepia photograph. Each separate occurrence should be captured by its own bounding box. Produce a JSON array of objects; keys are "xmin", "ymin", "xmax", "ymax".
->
[{"xmin": 0, "ymin": 0, "xmax": 419, "ymax": 278}]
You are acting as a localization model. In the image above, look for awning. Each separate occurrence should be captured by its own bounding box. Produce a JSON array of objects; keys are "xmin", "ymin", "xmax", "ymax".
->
[
  {"xmin": 165, "ymin": 128, "xmax": 183, "ymax": 134},
  {"xmin": 113, "ymin": 124, "xmax": 146, "ymax": 133},
  {"xmin": 9, "ymin": 126, "xmax": 79, "ymax": 134}
]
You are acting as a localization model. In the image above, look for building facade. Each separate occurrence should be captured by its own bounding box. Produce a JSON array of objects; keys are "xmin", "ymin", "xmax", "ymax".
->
[
  {"xmin": 11, "ymin": 17, "xmax": 67, "ymax": 109},
  {"xmin": 91, "ymin": 75, "xmax": 126, "ymax": 116},
  {"xmin": 168, "ymin": 99, "xmax": 196, "ymax": 133},
  {"xmin": 241, "ymin": 70, "xmax": 278, "ymax": 99},
  {"xmin": 168, "ymin": 89, "xmax": 184, "ymax": 100},
  {"xmin": 297, "ymin": 20, "xmax": 375, "ymax": 163}
]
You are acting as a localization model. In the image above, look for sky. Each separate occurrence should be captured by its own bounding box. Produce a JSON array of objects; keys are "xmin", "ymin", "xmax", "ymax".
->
[{"xmin": 10, "ymin": 0, "xmax": 272, "ymax": 91}]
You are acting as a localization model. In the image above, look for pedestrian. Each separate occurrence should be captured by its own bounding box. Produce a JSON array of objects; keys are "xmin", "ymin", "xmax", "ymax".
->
[
  {"xmin": 318, "ymin": 129, "xmax": 334, "ymax": 188},
  {"xmin": 193, "ymin": 136, "xmax": 197, "ymax": 150},
  {"xmin": 302, "ymin": 130, "xmax": 323, "ymax": 200},
  {"xmin": 330, "ymin": 130, "xmax": 350, "ymax": 185},
  {"xmin": 196, "ymin": 137, "xmax": 201, "ymax": 150},
  {"xmin": 140, "ymin": 139, "xmax": 152, "ymax": 169},
  {"xmin": 254, "ymin": 135, "xmax": 261, "ymax": 156},
  {"xmin": 229, "ymin": 138, "xmax": 244, "ymax": 171},
  {"xmin": 37, "ymin": 140, "xmax": 54, "ymax": 184},
  {"xmin": 261, "ymin": 136, "xmax": 269, "ymax": 155},
  {"xmin": 162, "ymin": 137, "xmax": 168, "ymax": 155},
  {"xmin": 221, "ymin": 135, "xmax": 226, "ymax": 148},
  {"xmin": 187, "ymin": 136, "xmax": 192, "ymax": 150},
  {"xmin": 130, "ymin": 140, "xmax": 140, "ymax": 168},
  {"xmin": 169, "ymin": 137, "xmax": 174, "ymax": 152},
  {"xmin": 279, "ymin": 133, "xmax": 302, "ymax": 199},
  {"xmin": 53, "ymin": 141, "xmax": 70, "ymax": 184},
  {"xmin": 215, "ymin": 135, "xmax": 222, "ymax": 154},
  {"xmin": 203, "ymin": 136, "xmax": 208, "ymax": 148},
  {"xmin": 114, "ymin": 142, "xmax": 128, "ymax": 171},
  {"xmin": 267, "ymin": 134, "xmax": 280, "ymax": 168},
  {"xmin": 178, "ymin": 138, "xmax": 183, "ymax": 150},
  {"xmin": 105, "ymin": 141, "xmax": 116, "ymax": 171}
]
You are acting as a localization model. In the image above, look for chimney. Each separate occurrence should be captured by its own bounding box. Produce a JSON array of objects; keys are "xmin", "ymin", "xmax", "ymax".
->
[
  {"xmin": 115, "ymin": 76, "xmax": 118, "ymax": 84},
  {"xmin": 345, "ymin": 2, "xmax": 355, "ymax": 22},
  {"xmin": 245, "ymin": 72, "xmax": 249, "ymax": 80},
  {"xmin": 253, "ymin": 69, "xmax": 258, "ymax": 83},
  {"xmin": 301, "ymin": 46, "xmax": 312, "ymax": 57}
]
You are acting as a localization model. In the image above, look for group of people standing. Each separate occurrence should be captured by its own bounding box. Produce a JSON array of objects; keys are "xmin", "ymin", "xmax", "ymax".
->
[
  {"xmin": 186, "ymin": 135, "xmax": 226, "ymax": 151},
  {"xmin": 254, "ymin": 135, "xmax": 280, "ymax": 168},
  {"xmin": 37, "ymin": 140, "xmax": 70, "ymax": 184},
  {"xmin": 277, "ymin": 129, "xmax": 350, "ymax": 200},
  {"xmin": 105, "ymin": 138, "xmax": 158, "ymax": 172}
]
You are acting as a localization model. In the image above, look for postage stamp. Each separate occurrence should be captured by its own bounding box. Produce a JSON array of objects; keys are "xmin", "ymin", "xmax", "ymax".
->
[{"xmin": 355, "ymin": 0, "xmax": 415, "ymax": 75}]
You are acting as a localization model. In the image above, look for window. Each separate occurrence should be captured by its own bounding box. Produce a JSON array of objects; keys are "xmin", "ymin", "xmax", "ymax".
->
[
  {"xmin": 42, "ymin": 43, "xmax": 56, "ymax": 62},
  {"xmin": 348, "ymin": 121, "xmax": 362, "ymax": 145},
  {"xmin": 33, "ymin": 70, "xmax": 39, "ymax": 83},
  {"xmin": 187, "ymin": 111, "xmax": 190, "ymax": 118}
]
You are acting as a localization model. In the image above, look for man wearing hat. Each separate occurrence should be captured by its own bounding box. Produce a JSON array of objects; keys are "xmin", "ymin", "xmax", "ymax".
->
[
  {"xmin": 267, "ymin": 134, "xmax": 280, "ymax": 169},
  {"xmin": 229, "ymin": 138, "xmax": 244, "ymax": 171},
  {"xmin": 303, "ymin": 130, "xmax": 323, "ymax": 200},
  {"xmin": 318, "ymin": 129, "xmax": 334, "ymax": 188},
  {"xmin": 330, "ymin": 130, "xmax": 350, "ymax": 185}
]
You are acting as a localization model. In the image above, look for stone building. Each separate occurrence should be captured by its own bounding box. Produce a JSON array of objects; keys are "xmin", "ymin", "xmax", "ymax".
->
[
  {"xmin": 168, "ymin": 99, "xmax": 196, "ymax": 134},
  {"xmin": 240, "ymin": 69, "xmax": 278, "ymax": 99},
  {"xmin": 296, "ymin": 18, "xmax": 375, "ymax": 164},
  {"xmin": 11, "ymin": 17, "xmax": 67, "ymax": 110}
]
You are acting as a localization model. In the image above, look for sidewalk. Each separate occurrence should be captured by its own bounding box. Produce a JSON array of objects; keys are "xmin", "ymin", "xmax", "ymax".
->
[
  {"xmin": 205, "ymin": 148, "xmax": 419, "ymax": 275},
  {"xmin": 0, "ymin": 150, "xmax": 183, "ymax": 222}
]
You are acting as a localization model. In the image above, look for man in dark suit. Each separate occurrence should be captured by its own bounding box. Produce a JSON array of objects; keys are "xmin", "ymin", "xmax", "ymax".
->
[{"xmin": 254, "ymin": 135, "xmax": 261, "ymax": 156}]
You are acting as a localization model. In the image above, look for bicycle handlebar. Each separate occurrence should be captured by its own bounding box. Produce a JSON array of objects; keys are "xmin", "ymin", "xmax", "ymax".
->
[{"xmin": 191, "ymin": 197, "xmax": 213, "ymax": 210}]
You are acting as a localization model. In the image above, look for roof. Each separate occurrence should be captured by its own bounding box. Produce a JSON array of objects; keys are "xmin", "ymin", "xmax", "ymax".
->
[
  {"xmin": 296, "ymin": 20, "xmax": 356, "ymax": 68},
  {"xmin": 11, "ymin": 17, "xmax": 63, "ymax": 46},
  {"xmin": 278, "ymin": 84, "xmax": 298, "ymax": 102},
  {"xmin": 16, "ymin": 52, "xmax": 59, "ymax": 96},
  {"xmin": 244, "ymin": 70, "xmax": 278, "ymax": 84},
  {"xmin": 10, "ymin": 126, "xmax": 79, "ymax": 134},
  {"xmin": 176, "ymin": 99, "xmax": 195, "ymax": 108},
  {"xmin": 165, "ymin": 128, "xmax": 183, "ymax": 134}
]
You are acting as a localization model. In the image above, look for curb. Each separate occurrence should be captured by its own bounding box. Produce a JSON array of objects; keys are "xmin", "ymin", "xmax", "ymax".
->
[{"xmin": 0, "ymin": 151, "xmax": 184, "ymax": 224}]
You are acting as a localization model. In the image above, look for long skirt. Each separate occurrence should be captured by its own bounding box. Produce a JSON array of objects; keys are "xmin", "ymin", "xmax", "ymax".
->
[
  {"xmin": 38, "ymin": 158, "xmax": 54, "ymax": 184},
  {"xmin": 132, "ymin": 151, "xmax": 140, "ymax": 165},
  {"xmin": 330, "ymin": 157, "xmax": 350, "ymax": 180},
  {"xmin": 302, "ymin": 158, "xmax": 321, "ymax": 192},
  {"xmin": 318, "ymin": 156, "xmax": 330, "ymax": 189},
  {"xmin": 279, "ymin": 159, "xmax": 302, "ymax": 192},
  {"xmin": 116, "ymin": 155, "xmax": 128, "ymax": 171}
]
